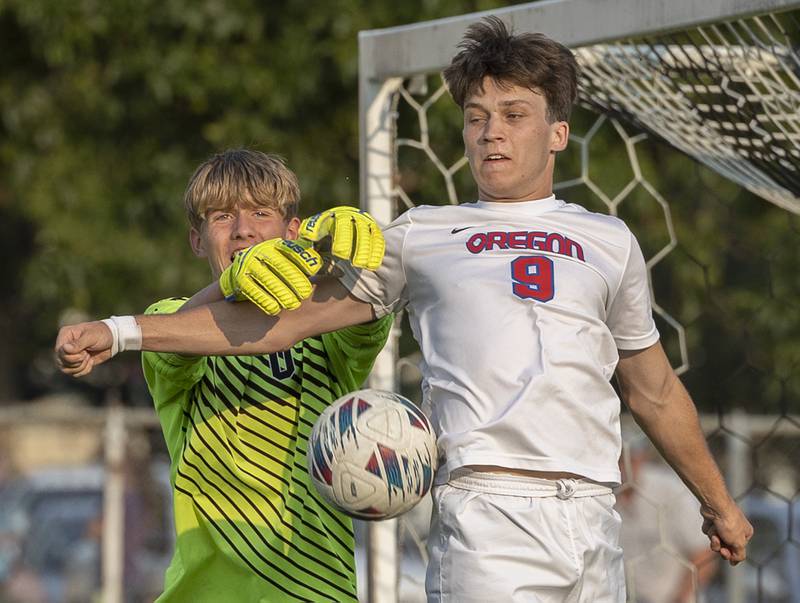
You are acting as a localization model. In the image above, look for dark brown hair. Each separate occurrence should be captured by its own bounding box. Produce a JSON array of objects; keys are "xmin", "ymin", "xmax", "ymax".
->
[{"xmin": 443, "ymin": 16, "xmax": 579, "ymax": 122}]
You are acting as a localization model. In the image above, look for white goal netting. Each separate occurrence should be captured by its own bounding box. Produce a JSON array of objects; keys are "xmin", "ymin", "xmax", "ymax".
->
[{"xmin": 577, "ymin": 12, "xmax": 800, "ymax": 213}]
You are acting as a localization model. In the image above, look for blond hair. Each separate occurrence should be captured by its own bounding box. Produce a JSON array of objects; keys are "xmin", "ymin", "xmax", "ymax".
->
[{"xmin": 184, "ymin": 149, "xmax": 300, "ymax": 229}]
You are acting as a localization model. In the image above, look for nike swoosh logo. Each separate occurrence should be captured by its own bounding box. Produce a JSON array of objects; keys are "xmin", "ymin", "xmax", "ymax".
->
[{"xmin": 450, "ymin": 226, "xmax": 474, "ymax": 234}]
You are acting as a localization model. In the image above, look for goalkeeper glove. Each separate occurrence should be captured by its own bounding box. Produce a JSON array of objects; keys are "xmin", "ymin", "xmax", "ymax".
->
[
  {"xmin": 298, "ymin": 206, "xmax": 384, "ymax": 270},
  {"xmin": 219, "ymin": 238, "xmax": 322, "ymax": 315}
]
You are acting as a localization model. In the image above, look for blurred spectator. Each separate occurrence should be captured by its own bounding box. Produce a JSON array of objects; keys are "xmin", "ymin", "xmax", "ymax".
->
[
  {"xmin": 617, "ymin": 435, "xmax": 719, "ymax": 603},
  {"xmin": 0, "ymin": 467, "xmax": 42, "ymax": 603},
  {"xmin": 62, "ymin": 514, "xmax": 102, "ymax": 603},
  {"xmin": 123, "ymin": 431, "xmax": 171, "ymax": 602},
  {"xmin": 0, "ymin": 437, "xmax": 28, "ymax": 599},
  {"xmin": 1, "ymin": 561, "xmax": 48, "ymax": 603}
]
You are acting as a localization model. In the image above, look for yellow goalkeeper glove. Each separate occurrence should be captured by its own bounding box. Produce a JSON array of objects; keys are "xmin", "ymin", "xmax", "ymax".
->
[
  {"xmin": 298, "ymin": 206, "xmax": 384, "ymax": 270},
  {"xmin": 219, "ymin": 238, "xmax": 322, "ymax": 315}
]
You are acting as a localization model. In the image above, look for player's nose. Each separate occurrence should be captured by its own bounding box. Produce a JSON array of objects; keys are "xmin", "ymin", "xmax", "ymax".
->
[
  {"xmin": 481, "ymin": 115, "xmax": 505, "ymax": 141},
  {"xmin": 231, "ymin": 212, "xmax": 258, "ymax": 239}
]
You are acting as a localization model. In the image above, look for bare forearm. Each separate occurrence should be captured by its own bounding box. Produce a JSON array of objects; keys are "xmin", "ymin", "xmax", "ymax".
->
[
  {"xmin": 137, "ymin": 278, "xmax": 375, "ymax": 357},
  {"xmin": 628, "ymin": 377, "xmax": 732, "ymax": 513},
  {"xmin": 616, "ymin": 344, "xmax": 751, "ymax": 563},
  {"xmin": 617, "ymin": 345, "xmax": 734, "ymax": 514},
  {"xmin": 138, "ymin": 301, "xmax": 284, "ymax": 356},
  {"xmin": 57, "ymin": 279, "xmax": 376, "ymax": 377}
]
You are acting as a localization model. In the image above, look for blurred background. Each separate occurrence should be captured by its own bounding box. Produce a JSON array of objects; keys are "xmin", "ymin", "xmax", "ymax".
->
[{"xmin": 1, "ymin": 0, "xmax": 798, "ymax": 602}]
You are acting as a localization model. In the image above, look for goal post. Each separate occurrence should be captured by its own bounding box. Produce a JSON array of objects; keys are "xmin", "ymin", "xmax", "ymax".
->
[
  {"xmin": 359, "ymin": 0, "xmax": 800, "ymax": 80},
  {"xmin": 358, "ymin": 1, "xmax": 800, "ymax": 601}
]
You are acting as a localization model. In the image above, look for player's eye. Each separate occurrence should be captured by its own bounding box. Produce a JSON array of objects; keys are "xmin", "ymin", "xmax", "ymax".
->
[{"xmin": 209, "ymin": 212, "xmax": 233, "ymax": 222}]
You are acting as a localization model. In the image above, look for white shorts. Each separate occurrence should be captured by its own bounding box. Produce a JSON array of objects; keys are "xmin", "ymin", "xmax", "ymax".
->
[{"xmin": 426, "ymin": 470, "xmax": 625, "ymax": 603}]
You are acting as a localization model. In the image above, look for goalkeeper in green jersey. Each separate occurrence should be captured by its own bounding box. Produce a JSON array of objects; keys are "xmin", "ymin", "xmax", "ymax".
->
[{"xmin": 60, "ymin": 149, "xmax": 390, "ymax": 602}]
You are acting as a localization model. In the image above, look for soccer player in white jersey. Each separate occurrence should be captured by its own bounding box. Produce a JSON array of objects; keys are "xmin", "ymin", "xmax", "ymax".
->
[{"xmin": 57, "ymin": 17, "xmax": 752, "ymax": 602}]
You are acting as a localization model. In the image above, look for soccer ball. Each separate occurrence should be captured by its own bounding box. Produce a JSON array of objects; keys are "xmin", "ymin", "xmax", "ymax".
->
[{"xmin": 308, "ymin": 389, "xmax": 438, "ymax": 520}]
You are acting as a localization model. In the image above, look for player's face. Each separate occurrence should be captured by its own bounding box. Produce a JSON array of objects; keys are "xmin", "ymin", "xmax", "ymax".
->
[
  {"xmin": 462, "ymin": 77, "xmax": 569, "ymax": 203},
  {"xmin": 190, "ymin": 205, "xmax": 301, "ymax": 279}
]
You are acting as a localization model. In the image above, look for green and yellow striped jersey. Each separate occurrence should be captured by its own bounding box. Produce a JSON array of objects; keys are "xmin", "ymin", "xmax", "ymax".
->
[{"xmin": 142, "ymin": 297, "xmax": 392, "ymax": 602}]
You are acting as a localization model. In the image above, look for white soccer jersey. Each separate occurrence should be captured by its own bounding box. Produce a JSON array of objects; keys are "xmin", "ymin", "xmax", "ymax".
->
[{"xmin": 342, "ymin": 196, "xmax": 659, "ymax": 484}]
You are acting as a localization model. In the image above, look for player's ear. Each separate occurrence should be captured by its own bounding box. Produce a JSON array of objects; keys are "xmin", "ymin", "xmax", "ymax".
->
[
  {"xmin": 550, "ymin": 120, "xmax": 569, "ymax": 153},
  {"xmin": 285, "ymin": 216, "xmax": 301, "ymax": 240},
  {"xmin": 189, "ymin": 227, "xmax": 207, "ymax": 258}
]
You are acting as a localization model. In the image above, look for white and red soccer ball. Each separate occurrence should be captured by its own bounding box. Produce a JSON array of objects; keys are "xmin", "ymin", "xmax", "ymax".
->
[{"xmin": 308, "ymin": 389, "xmax": 438, "ymax": 520}]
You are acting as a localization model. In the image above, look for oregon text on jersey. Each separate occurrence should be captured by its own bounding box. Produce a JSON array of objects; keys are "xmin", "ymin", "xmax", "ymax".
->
[{"xmin": 464, "ymin": 230, "xmax": 585, "ymax": 261}]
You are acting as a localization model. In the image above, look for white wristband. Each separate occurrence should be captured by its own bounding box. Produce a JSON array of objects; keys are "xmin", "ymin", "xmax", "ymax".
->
[{"xmin": 101, "ymin": 315, "xmax": 142, "ymax": 357}]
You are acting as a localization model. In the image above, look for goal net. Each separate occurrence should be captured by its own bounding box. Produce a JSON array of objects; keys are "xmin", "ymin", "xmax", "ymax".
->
[
  {"xmin": 357, "ymin": 2, "xmax": 800, "ymax": 601},
  {"xmin": 577, "ymin": 19, "xmax": 800, "ymax": 214}
]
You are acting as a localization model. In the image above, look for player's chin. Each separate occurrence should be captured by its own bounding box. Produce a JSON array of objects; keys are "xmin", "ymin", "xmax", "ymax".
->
[{"xmin": 477, "ymin": 177, "xmax": 520, "ymax": 200}]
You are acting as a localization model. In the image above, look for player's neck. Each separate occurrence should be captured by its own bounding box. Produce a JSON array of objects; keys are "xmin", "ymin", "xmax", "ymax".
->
[
  {"xmin": 478, "ymin": 187, "xmax": 554, "ymax": 204},
  {"xmin": 478, "ymin": 172, "xmax": 554, "ymax": 204}
]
